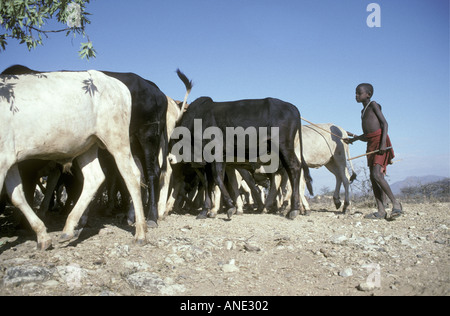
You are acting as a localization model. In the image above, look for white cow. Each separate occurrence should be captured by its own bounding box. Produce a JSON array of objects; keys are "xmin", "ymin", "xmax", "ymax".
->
[
  {"xmin": 0, "ymin": 71, "xmax": 147, "ymax": 250},
  {"xmin": 299, "ymin": 124, "xmax": 356, "ymax": 213}
]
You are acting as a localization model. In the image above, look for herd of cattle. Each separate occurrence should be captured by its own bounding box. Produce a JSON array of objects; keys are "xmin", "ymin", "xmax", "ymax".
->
[{"xmin": 0, "ymin": 65, "xmax": 356, "ymax": 250}]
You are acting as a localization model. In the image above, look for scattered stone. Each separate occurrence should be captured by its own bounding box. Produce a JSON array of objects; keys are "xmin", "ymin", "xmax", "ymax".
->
[
  {"xmin": 126, "ymin": 272, "xmax": 185, "ymax": 295},
  {"xmin": 126, "ymin": 272, "xmax": 166, "ymax": 294},
  {"xmin": 123, "ymin": 261, "xmax": 151, "ymax": 272},
  {"xmin": 108, "ymin": 244, "xmax": 130, "ymax": 257},
  {"xmin": 225, "ymin": 241, "xmax": 234, "ymax": 250},
  {"xmin": 56, "ymin": 265, "xmax": 88, "ymax": 289},
  {"xmin": 357, "ymin": 282, "xmax": 378, "ymax": 292},
  {"xmin": 331, "ymin": 234, "xmax": 348, "ymax": 244},
  {"xmin": 180, "ymin": 225, "xmax": 192, "ymax": 233},
  {"xmin": 339, "ymin": 268, "xmax": 353, "ymax": 277},
  {"xmin": 165, "ymin": 253, "xmax": 185, "ymax": 265},
  {"xmin": 222, "ymin": 259, "xmax": 240, "ymax": 273},
  {"xmin": 244, "ymin": 243, "xmax": 261, "ymax": 252},
  {"xmin": 42, "ymin": 280, "xmax": 59, "ymax": 287},
  {"xmin": 3, "ymin": 266, "xmax": 53, "ymax": 286},
  {"xmin": 401, "ymin": 238, "xmax": 417, "ymax": 249},
  {"xmin": 319, "ymin": 248, "xmax": 334, "ymax": 258}
]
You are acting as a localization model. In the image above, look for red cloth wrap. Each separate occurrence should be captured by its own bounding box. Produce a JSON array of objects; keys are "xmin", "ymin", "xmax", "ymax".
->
[{"xmin": 365, "ymin": 129, "xmax": 395, "ymax": 174}]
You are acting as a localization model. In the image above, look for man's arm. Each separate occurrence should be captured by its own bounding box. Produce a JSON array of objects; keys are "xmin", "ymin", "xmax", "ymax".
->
[
  {"xmin": 343, "ymin": 132, "xmax": 367, "ymax": 144},
  {"xmin": 371, "ymin": 102, "xmax": 389, "ymax": 154}
]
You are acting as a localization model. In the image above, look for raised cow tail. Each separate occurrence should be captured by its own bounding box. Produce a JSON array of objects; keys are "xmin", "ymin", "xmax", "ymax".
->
[{"xmin": 176, "ymin": 69, "xmax": 193, "ymax": 122}]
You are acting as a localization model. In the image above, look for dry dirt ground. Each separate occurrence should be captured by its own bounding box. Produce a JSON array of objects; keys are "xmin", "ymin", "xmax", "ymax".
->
[{"xmin": 0, "ymin": 201, "xmax": 449, "ymax": 296}]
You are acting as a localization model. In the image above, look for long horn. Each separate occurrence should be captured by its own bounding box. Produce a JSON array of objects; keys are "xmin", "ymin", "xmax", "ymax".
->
[{"xmin": 176, "ymin": 69, "xmax": 193, "ymax": 122}]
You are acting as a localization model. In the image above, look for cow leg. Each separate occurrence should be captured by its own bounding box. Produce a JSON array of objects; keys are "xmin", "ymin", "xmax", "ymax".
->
[
  {"xmin": 327, "ymin": 160, "xmax": 351, "ymax": 214},
  {"xmin": 325, "ymin": 161, "xmax": 344, "ymax": 210},
  {"xmin": 209, "ymin": 185, "xmax": 221, "ymax": 218},
  {"xmin": 157, "ymin": 158, "xmax": 172, "ymax": 220},
  {"xmin": 168, "ymin": 165, "xmax": 186, "ymax": 213},
  {"xmin": 340, "ymin": 158, "xmax": 352, "ymax": 214},
  {"xmin": 130, "ymin": 146, "xmax": 158, "ymax": 227},
  {"xmin": 341, "ymin": 177, "xmax": 351, "ymax": 214},
  {"xmin": 333, "ymin": 178, "xmax": 343, "ymax": 210},
  {"xmin": 136, "ymin": 127, "xmax": 162, "ymax": 228},
  {"xmin": 342, "ymin": 168, "xmax": 352, "ymax": 214},
  {"xmin": 212, "ymin": 163, "xmax": 236, "ymax": 218},
  {"xmin": 38, "ymin": 167, "xmax": 61, "ymax": 218},
  {"xmin": 299, "ymin": 170, "xmax": 311, "ymax": 212},
  {"xmin": 280, "ymin": 149, "xmax": 303, "ymax": 219},
  {"xmin": 282, "ymin": 169, "xmax": 292, "ymax": 211},
  {"xmin": 239, "ymin": 169, "xmax": 264, "ymax": 213},
  {"xmin": 60, "ymin": 147, "xmax": 105, "ymax": 243},
  {"xmin": 225, "ymin": 168, "xmax": 243, "ymax": 215},
  {"xmin": 4, "ymin": 165, "xmax": 52, "ymax": 250},
  {"xmin": 111, "ymin": 149, "xmax": 147, "ymax": 245},
  {"xmin": 106, "ymin": 171, "xmax": 119, "ymax": 215},
  {"xmin": 145, "ymin": 170, "xmax": 160, "ymax": 228},
  {"xmin": 275, "ymin": 172, "xmax": 285, "ymax": 209},
  {"xmin": 264, "ymin": 173, "xmax": 278, "ymax": 213},
  {"xmin": 194, "ymin": 168, "xmax": 213, "ymax": 219},
  {"xmin": 126, "ymin": 156, "xmax": 146, "ymax": 225}
]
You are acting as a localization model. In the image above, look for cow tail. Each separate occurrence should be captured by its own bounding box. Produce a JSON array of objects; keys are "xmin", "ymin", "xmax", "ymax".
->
[
  {"xmin": 298, "ymin": 119, "xmax": 314, "ymax": 196},
  {"xmin": 161, "ymin": 124, "xmax": 168, "ymax": 174},
  {"xmin": 176, "ymin": 69, "xmax": 193, "ymax": 122},
  {"xmin": 343, "ymin": 130, "xmax": 357, "ymax": 183}
]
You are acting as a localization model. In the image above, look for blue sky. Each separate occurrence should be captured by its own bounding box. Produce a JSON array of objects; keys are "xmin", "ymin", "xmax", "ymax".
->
[{"xmin": 1, "ymin": 0, "xmax": 449, "ymax": 192}]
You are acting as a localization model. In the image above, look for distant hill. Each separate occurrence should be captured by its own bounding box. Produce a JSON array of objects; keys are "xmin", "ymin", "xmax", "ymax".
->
[{"xmin": 390, "ymin": 175, "xmax": 448, "ymax": 195}]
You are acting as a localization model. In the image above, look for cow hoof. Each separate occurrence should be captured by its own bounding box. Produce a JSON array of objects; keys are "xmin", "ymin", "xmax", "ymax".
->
[
  {"xmin": 227, "ymin": 207, "xmax": 236, "ymax": 219},
  {"xmin": 74, "ymin": 228, "xmax": 83, "ymax": 238},
  {"xmin": 196, "ymin": 212, "xmax": 208, "ymax": 220},
  {"xmin": 343, "ymin": 202, "xmax": 351, "ymax": 215},
  {"xmin": 59, "ymin": 233, "xmax": 75, "ymax": 244},
  {"xmin": 147, "ymin": 220, "xmax": 158, "ymax": 229},
  {"xmin": 207, "ymin": 212, "xmax": 217, "ymax": 219},
  {"xmin": 334, "ymin": 198, "xmax": 342, "ymax": 210},
  {"xmin": 134, "ymin": 238, "xmax": 147, "ymax": 246},
  {"xmin": 37, "ymin": 238, "xmax": 53, "ymax": 251},
  {"xmin": 287, "ymin": 210, "xmax": 299, "ymax": 220},
  {"xmin": 236, "ymin": 210, "xmax": 244, "ymax": 216},
  {"xmin": 127, "ymin": 212, "xmax": 135, "ymax": 226}
]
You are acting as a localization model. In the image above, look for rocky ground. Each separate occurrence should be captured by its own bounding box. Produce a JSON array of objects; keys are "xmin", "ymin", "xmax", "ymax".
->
[{"xmin": 0, "ymin": 201, "xmax": 449, "ymax": 296}]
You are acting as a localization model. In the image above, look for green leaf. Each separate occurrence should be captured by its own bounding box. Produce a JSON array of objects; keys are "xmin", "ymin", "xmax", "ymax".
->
[{"xmin": 79, "ymin": 40, "xmax": 97, "ymax": 60}]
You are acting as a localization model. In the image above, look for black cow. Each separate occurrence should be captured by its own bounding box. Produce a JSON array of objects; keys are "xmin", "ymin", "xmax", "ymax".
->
[
  {"xmin": 170, "ymin": 97, "xmax": 313, "ymax": 220},
  {"xmin": 1, "ymin": 65, "xmax": 192, "ymax": 227}
]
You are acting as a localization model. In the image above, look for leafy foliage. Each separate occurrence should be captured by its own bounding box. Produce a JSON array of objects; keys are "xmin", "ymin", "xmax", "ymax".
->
[
  {"xmin": 400, "ymin": 178, "xmax": 450, "ymax": 202},
  {"xmin": 0, "ymin": 0, "xmax": 96, "ymax": 59},
  {"xmin": 350, "ymin": 165, "xmax": 449, "ymax": 205}
]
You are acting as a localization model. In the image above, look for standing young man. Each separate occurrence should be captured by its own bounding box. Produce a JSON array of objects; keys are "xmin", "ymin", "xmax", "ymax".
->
[{"xmin": 344, "ymin": 83, "xmax": 403, "ymax": 220}]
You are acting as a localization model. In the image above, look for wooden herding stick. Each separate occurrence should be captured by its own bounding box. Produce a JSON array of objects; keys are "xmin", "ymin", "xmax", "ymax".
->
[{"xmin": 347, "ymin": 147, "xmax": 392, "ymax": 161}]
